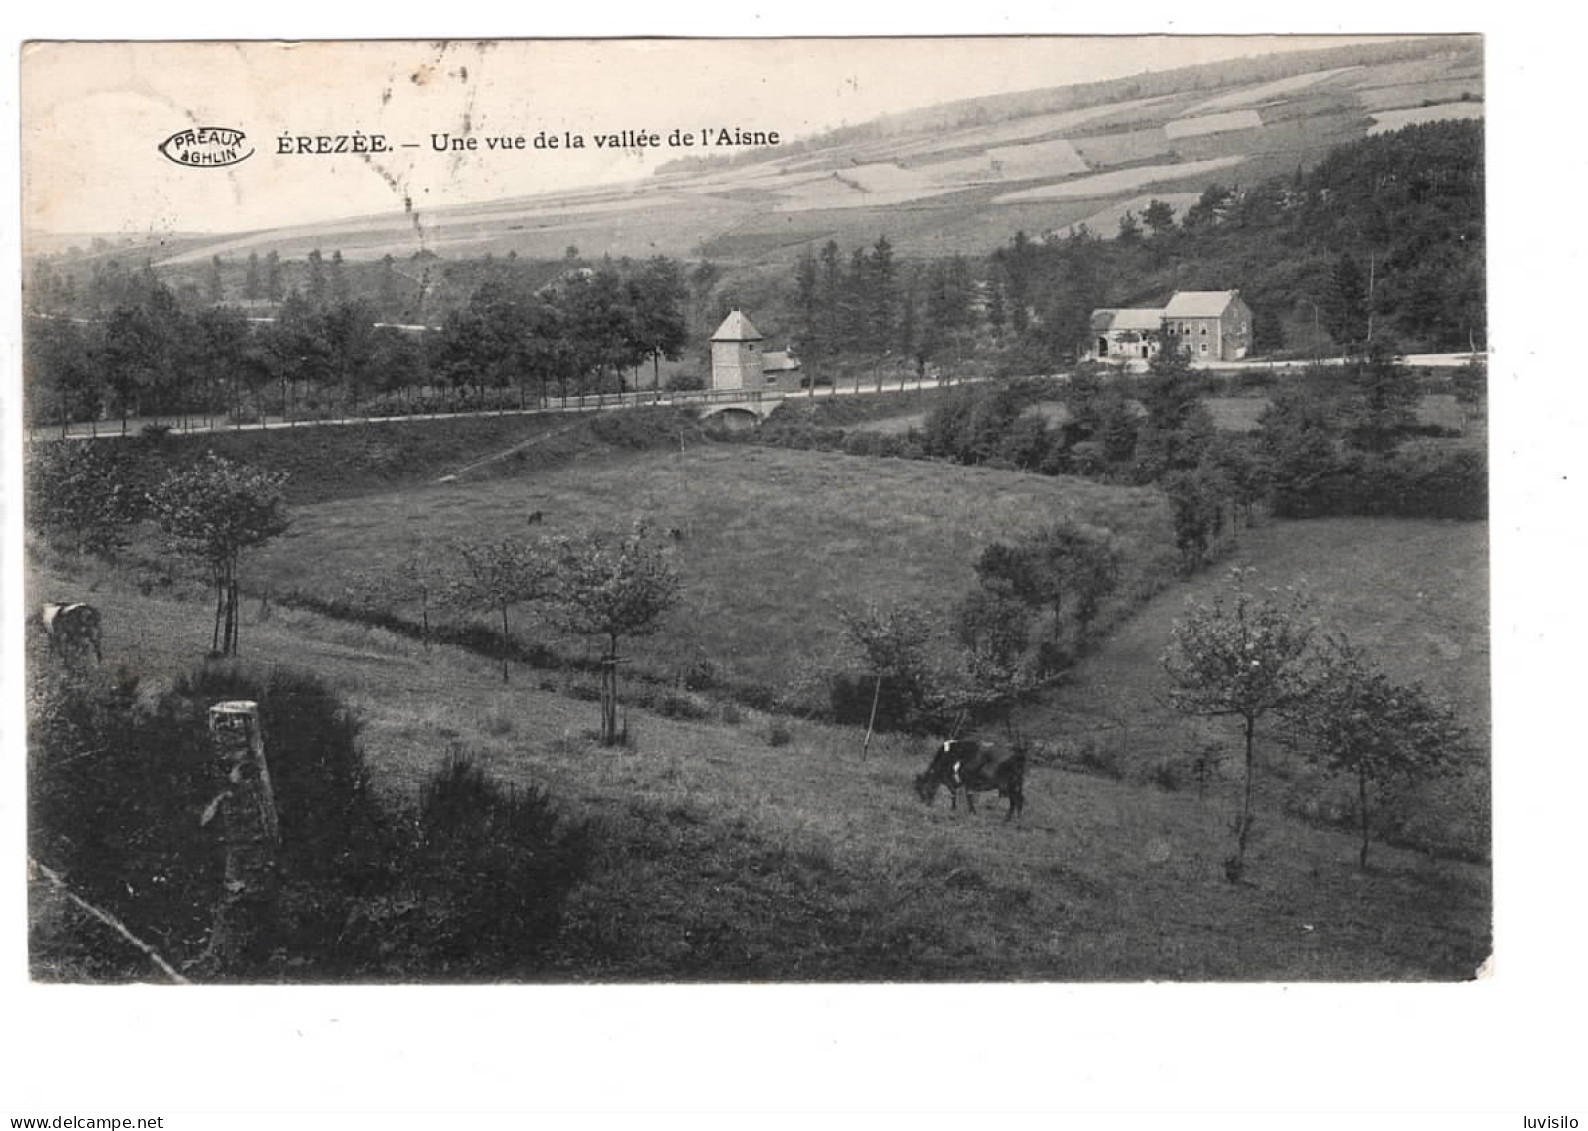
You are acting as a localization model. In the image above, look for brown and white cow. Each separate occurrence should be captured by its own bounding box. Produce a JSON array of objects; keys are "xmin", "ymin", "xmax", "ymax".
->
[{"xmin": 914, "ymin": 739, "xmax": 1025, "ymax": 821}]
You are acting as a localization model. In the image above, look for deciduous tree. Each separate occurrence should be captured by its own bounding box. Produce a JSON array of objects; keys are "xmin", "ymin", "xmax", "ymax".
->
[
  {"xmin": 448, "ymin": 536, "xmax": 558, "ymax": 683},
  {"xmin": 838, "ymin": 601, "xmax": 936, "ymax": 758},
  {"xmin": 974, "ymin": 519, "xmax": 1121, "ymax": 647},
  {"xmin": 27, "ymin": 442, "xmax": 142, "ymax": 556},
  {"xmin": 1162, "ymin": 569, "xmax": 1318, "ymax": 880},
  {"xmin": 551, "ymin": 523, "xmax": 682, "ymax": 745},
  {"xmin": 148, "ymin": 453, "xmax": 291, "ymax": 656},
  {"xmin": 1287, "ymin": 636, "xmax": 1468, "ymax": 869}
]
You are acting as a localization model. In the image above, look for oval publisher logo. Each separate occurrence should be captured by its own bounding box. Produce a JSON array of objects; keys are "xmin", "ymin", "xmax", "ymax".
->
[{"xmin": 158, "ymin": 127, "xmax": 254, "ymax": 168}]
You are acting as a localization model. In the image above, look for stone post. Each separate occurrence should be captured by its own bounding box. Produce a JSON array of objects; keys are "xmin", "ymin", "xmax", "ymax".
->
[{"xmin": 198, "ymin": 700, "xmax": 280, "ymax": 974}]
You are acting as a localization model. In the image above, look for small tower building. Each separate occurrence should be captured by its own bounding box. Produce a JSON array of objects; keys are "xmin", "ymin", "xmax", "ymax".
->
[{"xmin": 710, "ymin": 310, "xmax": 765, "ymax": 391}]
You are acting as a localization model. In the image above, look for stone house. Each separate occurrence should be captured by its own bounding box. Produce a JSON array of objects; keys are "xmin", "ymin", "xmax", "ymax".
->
[
  {"xmin": 1160, "ymin": 290, "xmax": 1254, "ymax": 362},
  {"xmin": 1090, "ymin": 307, "xmax": 1165, "ymax": 361},
  {"xmin": 1087, "ymin": 290, "xmax": 1254, "ymax": 363}
]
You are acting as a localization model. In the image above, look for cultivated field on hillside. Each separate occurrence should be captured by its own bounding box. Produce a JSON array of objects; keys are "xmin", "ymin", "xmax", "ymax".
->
[
  {"xmin": 97, "ymin": 39, "xmax": 1480, "ymax": 269},
  {"xmin": 1369, "ymin": 102, "xmax": 1486, "ymax": 135},
  {"xmin": 244, "ymin": 445, "xmax": 1180, "ymax": 700}
]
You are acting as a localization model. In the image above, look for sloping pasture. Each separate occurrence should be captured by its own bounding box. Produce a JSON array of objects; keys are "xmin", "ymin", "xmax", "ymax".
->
[
  {"xmin": 26, "ymin": 549, "xmax": 1489, "ymax": 980},
  {"xmin": 246, "ymin": 444, "xmax": 1181, "ymax": 700},
  {"xmin": 1017, "ymin": 516, "xmax": 1490, "ymax": 863}
]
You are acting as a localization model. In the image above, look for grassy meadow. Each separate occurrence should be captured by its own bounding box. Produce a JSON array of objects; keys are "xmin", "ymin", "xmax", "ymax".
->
[
  {"xmin": 244, "ymin": 444, "xmax": 1181, "ymax": 700},
  {"xmin": 28, "ymin": 411, "xmax": 1490, "ymax": 981},
  {"xmin": 1017, "ymin": 516, "xmax": 1490, "ymax": 862},
  {"xmin": 27, "ymin": 537, "xmax": 1490, "ymax": 980}
]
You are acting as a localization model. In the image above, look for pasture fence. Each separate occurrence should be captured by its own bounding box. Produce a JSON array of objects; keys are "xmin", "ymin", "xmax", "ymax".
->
[{"xmin": 34, "ymin": 373, "xmax": 987, "ymax": 443}]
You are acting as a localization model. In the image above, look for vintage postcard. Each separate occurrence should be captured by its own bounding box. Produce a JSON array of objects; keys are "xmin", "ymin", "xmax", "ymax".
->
[{"xmin": 18, "ymin": 37, "xmax": 1489, "ymax": 994}]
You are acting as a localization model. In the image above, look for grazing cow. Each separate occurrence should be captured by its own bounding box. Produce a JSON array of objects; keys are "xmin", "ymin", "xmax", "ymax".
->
[
  {"xmin": 37, "ymin": 602, "xmax": 104, "ymax": 665},
  {"xmin": 914, "ymin": 739, "xmax": 1025, "ymax": 821},
  {"xmin": 527, "ymin": 510, "xmax": 544, "ymax": 525}
]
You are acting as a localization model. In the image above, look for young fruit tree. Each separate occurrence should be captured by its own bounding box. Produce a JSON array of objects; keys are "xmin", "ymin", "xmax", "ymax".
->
[
  {"xmin": 448, "ymin": 536, "xmax": 558, "ymax": 683},
  {"xmin": 551, "ymin": 523, "xmax": 681, "ymax": 746},
  {"xmin": 837, "ymin": 601, "xmax": 937, "ymax": 758},
  {"xmin": 148, "ymin": 453, "xmax": 290, "ymax": 656},
  {"xmin": 1287, "ymin": 636, "xmax": 1469, "ymax": 869},
  {"xmin": 1162, "ymin": 568, "xmax": 1318, "ymax": 881},
  {"xmin": 346, "ymin": 543, "xmax": 447, "ymax": 652}
]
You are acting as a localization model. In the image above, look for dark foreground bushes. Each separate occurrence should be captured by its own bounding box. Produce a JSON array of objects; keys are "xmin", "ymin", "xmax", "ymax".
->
[
  {"xmin": 1273, "ymin": 446, "xmax": 1486, "ymax": 521},
  {"xmin": 29, "ymin": 662, "xmax": 590, "ymax": 982}
]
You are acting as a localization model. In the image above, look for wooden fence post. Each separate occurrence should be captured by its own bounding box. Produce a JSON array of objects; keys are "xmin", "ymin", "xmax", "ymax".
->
[{"xmin": 198, "ymin": 701, "xmax": 280, "ymax": 974}]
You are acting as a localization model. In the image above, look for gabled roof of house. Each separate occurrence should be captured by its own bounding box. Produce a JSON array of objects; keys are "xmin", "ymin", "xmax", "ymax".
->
[
  {"xmin": 1163, "ymin": 290, "xmax": 1242, "ymax": 318},
  {"xmin": 762, "ymin": 350, "xmax": 801, "ymax": 372},
  {"xmin": 711, "ymin": 309, "xmax": 764, "ymax": 342},
  {"xmin": 1091, "ymin": 307, "xmax": 1164, "ymax": 332}
]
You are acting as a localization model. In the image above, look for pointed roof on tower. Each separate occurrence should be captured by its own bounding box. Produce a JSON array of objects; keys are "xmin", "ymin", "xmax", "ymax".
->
[{"xmin": 711, "ymin": 309, "xmax": 764, "ymax": 342}]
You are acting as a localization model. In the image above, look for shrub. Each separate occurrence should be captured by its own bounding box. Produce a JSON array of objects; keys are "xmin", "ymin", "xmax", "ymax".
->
[
  {"xmin": 1054, "ymin": 736, "xmax": 1125, "ymax": 780},
  {"xmin": 842, "ymin": 432, "xmax": 880, "ymax": 457},
  {"xmin": 765, "ymin": 719, "xmax": 794, "ymax": 747},
  {"xmin": 1271, "ymin": 446, "xmax": 1486, "ymax": 521},
  {"xmin": 680, "ymin": 656, "xmax": 720, "ymax": 692},
  {"xmin": 829, "ymin": 671, "xmax": 922, "ymax": 732},
  {"xmin": 373, "ymin": 754, "xmax": 592, "ymax": 969},
  {"xmin": 170, "ymin": 664, "xmax": 381, "ymax": 889},
  {"xmin": 579, "ymin": 407, "xmax": 702, "ymax": 450},
  {"xmin": 29, "ymin": 663, "xmax": 590, "ymax": 981},
  {"xmin": 652, "ymin": 689, "xmax": 712, "ymax": 721},
  {"xmin": 26, "ymin": 441, "xmax": 147, "ymax": 556},
  {"xmin": 735, "ymin": 682, "xmax": 779, "ymax": 712},
  {"xmin": 29, "ymin": 667, "xmax": 222, "ymax": 977},
  {"xmin": 29, "ymin": 662, "xmax": 389, "ymax": 979},
  {"xmin": 1148, "ymin": 758, "xmax": 1183, "ymax": 791}
]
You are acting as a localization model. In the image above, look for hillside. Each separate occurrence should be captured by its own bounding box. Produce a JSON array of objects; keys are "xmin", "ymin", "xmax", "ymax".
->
[
  {"xmin": 25, "ymin": 539, "xmax": 1490, "ymax": 981},
  {"xmin": 1017, "ymin": 517, "xmax": 1490, "ymax": 862},
  {"xmin": 241, "ymin": 443, "xmax": 1182, "ymax": 703},
  {"xmin": 46, "ymin": 37, "xmax": 1480, "ymax": 271}
]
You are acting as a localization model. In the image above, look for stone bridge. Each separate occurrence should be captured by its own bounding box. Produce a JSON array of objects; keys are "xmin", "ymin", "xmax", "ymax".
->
[{"xmin": 695, "ymin": 396, "xmax": 779, "ymax": 429}]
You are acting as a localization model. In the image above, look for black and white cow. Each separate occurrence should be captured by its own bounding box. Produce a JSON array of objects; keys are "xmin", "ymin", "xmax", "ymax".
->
[
  {"xmin": 37, "ymin": 602, "xmax": 104, "ymax": 665},
  {"xmin": 914, "ymin": 738, "xmax": 1026, "ymax": 821}
]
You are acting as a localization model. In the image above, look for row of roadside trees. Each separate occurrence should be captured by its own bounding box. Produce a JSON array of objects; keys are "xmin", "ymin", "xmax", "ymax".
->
[{"xmin": 24, "ymin": 255, "xmax": 690, "ymax": 431}]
